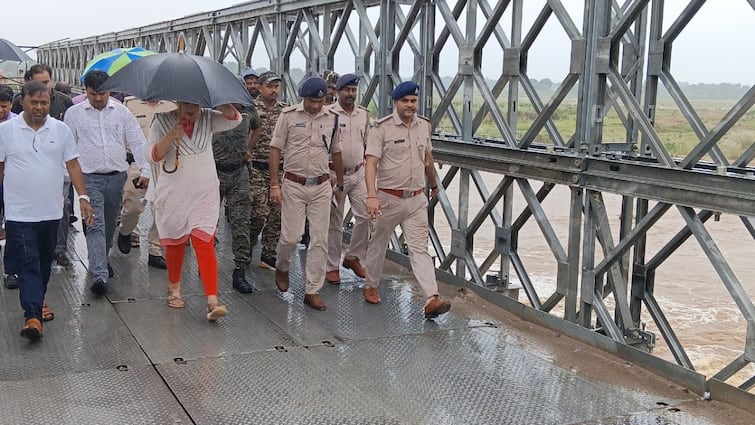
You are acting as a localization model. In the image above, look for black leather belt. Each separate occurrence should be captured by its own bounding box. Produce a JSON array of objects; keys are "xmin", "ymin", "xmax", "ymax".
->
[
  {"xmin": 92, "ymin": 170, "xmax": 122, "ymax": 176},
  {"xmin": 216, "ymin": 162, "xmax": 246, "ymax": 173}
]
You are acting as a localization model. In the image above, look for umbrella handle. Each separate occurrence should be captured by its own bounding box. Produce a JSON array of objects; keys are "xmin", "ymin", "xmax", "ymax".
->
[
  {"xmin": 162, "ymin": 139, "xmax": 181, "ymax": 174},
  {"xmin": 162, "ymin": 160, "xmax": 179, "ymax": 174}
]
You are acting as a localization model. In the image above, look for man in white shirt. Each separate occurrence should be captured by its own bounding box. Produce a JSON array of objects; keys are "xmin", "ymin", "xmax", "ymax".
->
[
  {"xmin": 0, "ymin": 81, "xmax": 93, "ymax": 340},
  {"xmin": 64, "ymin": 71, "xmax": 150, "ymax": 295}
]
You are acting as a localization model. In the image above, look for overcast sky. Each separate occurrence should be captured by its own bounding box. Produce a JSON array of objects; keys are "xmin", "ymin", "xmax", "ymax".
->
[{"xmin": 2, "ymin": 0, "xmax": 753, "ymax": 84}]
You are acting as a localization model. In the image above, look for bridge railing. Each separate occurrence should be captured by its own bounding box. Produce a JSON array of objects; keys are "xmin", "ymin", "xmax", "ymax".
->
[{"xmin": 37, "ymin": 0, "xmax": 755, "ymax": 408}]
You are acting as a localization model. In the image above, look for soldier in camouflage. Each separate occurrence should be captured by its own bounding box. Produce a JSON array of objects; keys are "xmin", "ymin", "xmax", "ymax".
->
[
  {"xmin": 249, "ymin": 71, "xmax": 287, "ymax": 270},
  {"xmin": 212, "ymin": 102, "xmax": 261, "ymax": 293}
]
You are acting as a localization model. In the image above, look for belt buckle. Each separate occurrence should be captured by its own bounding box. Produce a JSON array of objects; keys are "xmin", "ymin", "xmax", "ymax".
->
[
  {"xmin": 304, "ymin": 177, "xmax": 319, "ymax": 186},
  {"xmin": 402, "ymin": 190, "xmax": 414, "ymax": 199}
]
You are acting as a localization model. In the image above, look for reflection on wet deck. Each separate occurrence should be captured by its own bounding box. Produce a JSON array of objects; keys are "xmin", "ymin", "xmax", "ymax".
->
[{"xmin": 0, "ymin": 218, "xmax": 752, "ymax": 424}]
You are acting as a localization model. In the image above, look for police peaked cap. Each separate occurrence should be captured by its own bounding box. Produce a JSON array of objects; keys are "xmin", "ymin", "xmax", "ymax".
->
[
  {"xmin": 335, "ymin": 73, "xmax": 360, "ymax": 90},
  {"xmin": 392, "ymin": 81, "xmax": 420, "ymax": 100},
  {"xmin": 299, "ymin": 76, "xmax": 328, "ymax": 98}
]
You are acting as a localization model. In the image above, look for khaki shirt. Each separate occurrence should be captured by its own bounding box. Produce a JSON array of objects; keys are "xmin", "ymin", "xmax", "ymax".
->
[
  {"xmin": 270, "ymin": 102, "xmax": 341, "ymax": 177},
  {"xmin": 365, "ymin": 111, "xmax": 431, "ymax": 191},
  {"xmin": 124, "ymin": 97, "xmax": 177, "ymax": 138},
  {"xmin": 328, "ymin": 102, "xmax": 369, "ymax": 169}
]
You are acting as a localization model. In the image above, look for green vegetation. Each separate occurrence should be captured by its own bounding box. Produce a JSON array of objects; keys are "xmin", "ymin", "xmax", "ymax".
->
[{"xmin": 434, "ymin": 90, "xmax": 754, "ymax": 162}]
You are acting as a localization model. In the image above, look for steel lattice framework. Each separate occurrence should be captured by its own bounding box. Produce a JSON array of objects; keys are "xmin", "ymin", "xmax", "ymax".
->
[{"xmin": 38, "ymin": 0, "xmax": 755, "ymax": 405}]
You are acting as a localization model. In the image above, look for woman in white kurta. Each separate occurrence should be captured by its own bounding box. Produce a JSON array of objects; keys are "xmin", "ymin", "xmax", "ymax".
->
[{"xmin": 146, "ymin": 102, "xmax": 241, "ymax": 321}]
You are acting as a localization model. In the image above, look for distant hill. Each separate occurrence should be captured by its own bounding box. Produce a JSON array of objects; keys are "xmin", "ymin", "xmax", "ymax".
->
[{"xmin": 458, "ymin": 76, "xmax": 752, "ymax": 100}]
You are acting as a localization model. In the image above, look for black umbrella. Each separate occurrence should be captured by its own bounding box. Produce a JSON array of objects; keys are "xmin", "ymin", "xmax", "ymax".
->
[
  {"xmin": 98, "ymin": 52, "xmax": 254, "ymax": 107},
  {"xmin": 0, "ymin": 38, "xmax": 33, "ymax": 62}
]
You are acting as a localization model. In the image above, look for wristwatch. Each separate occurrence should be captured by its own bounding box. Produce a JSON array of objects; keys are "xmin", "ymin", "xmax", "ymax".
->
[{"xmin": 78, "ymin": 195, "xmax": 91, "ymax": 203}]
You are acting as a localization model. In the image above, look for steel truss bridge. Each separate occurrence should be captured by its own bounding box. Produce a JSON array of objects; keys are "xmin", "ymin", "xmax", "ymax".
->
[{"xmin": 38, "ymin": 0, "xmax": 755, "ymax": 408}]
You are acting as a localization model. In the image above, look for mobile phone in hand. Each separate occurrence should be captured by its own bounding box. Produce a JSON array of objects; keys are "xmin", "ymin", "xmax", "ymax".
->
[{"xmin": 132, "ymin": 177, "xmax": 143, "ymax": 189}]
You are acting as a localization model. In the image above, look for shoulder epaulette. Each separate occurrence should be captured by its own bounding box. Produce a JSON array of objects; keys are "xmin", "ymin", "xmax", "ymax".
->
[
  {"xmin": 282, "ymin": 105, "xmax": 297, "ymax": 113},
  {"xmin": 375, "ymin": 115, "xmax": 392, "ymax": 126},
  {"xmin": 417, "ymin": 115, "xmax": 431, "ymax": 123},
  {"xmin": 278, "ymin": 102, "xmax": 290, "ymax": 108}
]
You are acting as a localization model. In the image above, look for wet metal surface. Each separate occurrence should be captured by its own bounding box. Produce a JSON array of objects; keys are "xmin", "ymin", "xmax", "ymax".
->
[
  {"xmin": 0, "ymin": 366, "xmax": 191, "ymax": 424},
  {"xmin": 0, "ymin": 219, "xmax": 752, "ymax": 424},
  {"xmin": 157, "ymin": 349, "xmax": 406, "ymax": 424}
]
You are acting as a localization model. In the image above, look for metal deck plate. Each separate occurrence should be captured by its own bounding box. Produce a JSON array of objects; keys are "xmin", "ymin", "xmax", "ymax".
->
[
  {"xmin": 157, "ymin": 347, "xmax": 406, "ymax": 424},
  {"xmin": 246, "ymin": 252, "xmax": 488, "ymax": 346},
  {"xmin": 306, "ymin": 328, "xmax": 677, "ymax": 425},
  {"xmin": 2, "ymin": 217, "xmax": 750, "ymax": 424},
  {"xmin": 114, "ymin": 293, "xmax": 297, "ymax": 363},
  {"xmin": 0, "ymin": 366, "xmax": 190, "ymax": 424},
  {"xmin": 571, "ymin": 405, "xmax": 720, "ymax": 424},
  {"xmin": 0, "ymin": 302, "xmax": 148, "ymax": 381}
]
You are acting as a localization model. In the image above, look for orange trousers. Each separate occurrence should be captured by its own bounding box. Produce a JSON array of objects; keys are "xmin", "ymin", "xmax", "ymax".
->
[{"xmin": 164, "ymin": 235, "xmax": 217, "ymax": 296}]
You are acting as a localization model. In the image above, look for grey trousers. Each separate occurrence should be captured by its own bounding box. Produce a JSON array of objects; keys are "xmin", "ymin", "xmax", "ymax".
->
[{"xmin": 84, "ymin": 171, "xmax": 127, "ymax": 282}]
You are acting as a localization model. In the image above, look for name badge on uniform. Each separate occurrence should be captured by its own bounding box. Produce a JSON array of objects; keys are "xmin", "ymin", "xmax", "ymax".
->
[
  {"xmin": 394, "ymin": 139, "xmax": 405, "ymax": 144},
  {"xmin": 295, "ymin": 123, "xmax": 306, "ymax": 127},
  {"xmin": 339, "ymin": 123, "xmax": 346, "ymax": 127}
]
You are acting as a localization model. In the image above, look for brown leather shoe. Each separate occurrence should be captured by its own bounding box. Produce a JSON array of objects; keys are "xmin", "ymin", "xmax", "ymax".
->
[
  {"xmin": 342, "ymin": 257, "xmax": 366, "ymax": 278},
  {"xmin": 363, "ymin": 286, "xmax": 381, "ymax": 304},
  {"xmin": 303, "ymin": 293, "xmax": 326, "ymax": 310},
  {"xmin": 20, "ymin": 318, "xmax": 43, "ymax": 340},
  {"xmin": 275, "ymin": 269, "xmax": 289, "ymax": 292},
  {"xmin": 326, "ymin": 270, "xmax": 340, "ymax": 285},
  {"xmin": 424, "ymin": 296, "xmax": 451, "ymax": 319}
]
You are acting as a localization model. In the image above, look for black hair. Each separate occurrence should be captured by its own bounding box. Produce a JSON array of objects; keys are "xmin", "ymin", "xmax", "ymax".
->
[
  {"xmin": 21, "ymin": 81, "xmax": 49, "ymax": 98},
  {"xmin": 83, "ymin": 70, "xmax": 109, "ymax": 91},
  {"xmin": 54, "ymin": 82, "xmax": 71, "ymax": 95},
  {"xmin": 24, "ymin": 64, "xmax": 54, "ymax": 81},
  {"xmin": 0, "ymin": 84, "xmax": 13, "ymax": 102}
]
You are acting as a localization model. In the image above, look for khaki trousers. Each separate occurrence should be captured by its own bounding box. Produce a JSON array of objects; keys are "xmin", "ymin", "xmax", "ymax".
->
[
  {"xmin": 119, "ymin": 162, "xmax": 162, "ymax": 256},
  {"xmin": 276, "ymin": 178, "xmax": 332, "ymax": 294},
  {"xmin": 365, "ymin": 191, "xmax": 438, "ymax": 299},
  {"xmin": 327, "ymin": 167, "xmax": 370, "ymax": 270}
]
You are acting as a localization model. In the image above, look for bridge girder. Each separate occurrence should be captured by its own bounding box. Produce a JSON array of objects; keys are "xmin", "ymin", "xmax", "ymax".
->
[{"xmin": 37, "ymin": 0, "xmax": 755, "ymax": 400}]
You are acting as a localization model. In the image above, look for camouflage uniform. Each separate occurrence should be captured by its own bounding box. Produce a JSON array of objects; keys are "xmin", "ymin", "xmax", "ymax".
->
[
  {"xmin": 250, "ymin": 98, "xmax": 287, "ymax": 262},
  {"xmin": 213, "ymin": 109, "xmax": 259, "ymax": 269}
]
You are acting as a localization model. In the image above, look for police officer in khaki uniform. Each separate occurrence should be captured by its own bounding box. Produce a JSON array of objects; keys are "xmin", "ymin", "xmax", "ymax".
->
[
  {"xmin": 363, "ymin": 81, "xmax": 451, "ymax": 319},
  {"xmin": 325, "ymin": 74, "xmax": 370, "ymax": 284},
  {"xmin": 269, "ymin": 77, "xmax": 345, "ymax": 311},
  {"xmin": 117, "ymin": 96, "xmax": 174, "ymax": 269}
]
